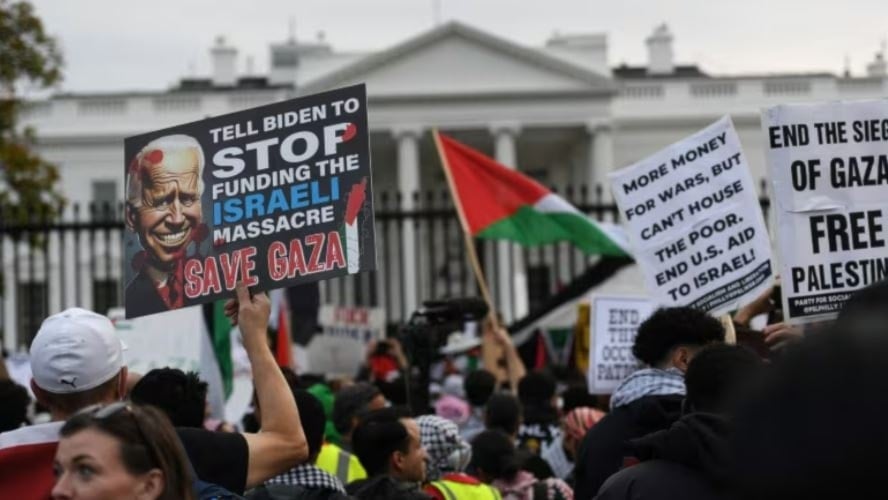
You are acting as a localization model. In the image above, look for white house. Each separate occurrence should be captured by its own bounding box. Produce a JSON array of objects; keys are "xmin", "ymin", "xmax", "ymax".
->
[{"xmin": 5, "ymin": 21, "xmax": 887, "ymax": 349}]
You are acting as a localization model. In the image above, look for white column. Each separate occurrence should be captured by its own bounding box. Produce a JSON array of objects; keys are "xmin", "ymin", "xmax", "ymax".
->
[
  {"xmin": 491, "ymin": 123, "xmax": 529, "ymax": 322},
  {"xmin": 588, "ymin": 122, "xmax": 615, "ymax": 201},
  {"xmin": 395, "ymin": 126, "xmax": 422, "ymax": 319},
  {"xmin": 2, "ymin": 238, "xmax": 15, "ymax": 352},
  {"xmin": 80, "ymin": 235, "xmax": 93, "ymax": 312},
  {"xmin": 48, "ymin": 231, "xmax": 61, "ymax": 315}
]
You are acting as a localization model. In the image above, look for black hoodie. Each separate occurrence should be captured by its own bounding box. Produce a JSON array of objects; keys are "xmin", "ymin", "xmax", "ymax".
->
[
  {"xmin": 594, "ymin": 413, "xmax": 731, "ymax": 500},
  {"xmin": 345, "ymin": 476, "xmax": 430, "ymax": 500},
  {"xmin": 573, "ymin": 395, "xmax": 684, "ymax": 499}
]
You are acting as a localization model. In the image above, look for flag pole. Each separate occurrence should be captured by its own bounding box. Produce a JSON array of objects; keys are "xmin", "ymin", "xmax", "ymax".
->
[{"xmin": 432, "ymin": 129, "xmax": 498, "ymax": 321}]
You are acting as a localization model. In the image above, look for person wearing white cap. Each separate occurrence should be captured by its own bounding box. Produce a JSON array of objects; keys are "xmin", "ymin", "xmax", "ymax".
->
[
  {"xmin": 0, "ymin": 282, "xmax": 310, "ymax": 500},
  {"xmin": 0, "ymin": 307, "xmax": 129, "ymax": 500},
  {"xmin": 29, "ymin": 308, "xmax": 128, "ymax": 411}
]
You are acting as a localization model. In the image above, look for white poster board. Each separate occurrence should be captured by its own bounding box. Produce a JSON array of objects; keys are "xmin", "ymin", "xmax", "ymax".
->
[
  {"xmin": 4, "ymin": 352, "xmax": 33, "ymax": 396},
  {"xmin": 588, "ymin": 295, "xmax": 656, "ymax": 394},
  {"xmin": 305, "ymin": 305, "xmax": 385, "ymax": 376},
  {"xmin": 108, "ymin": 306, "xmax": 203, "ymax": 375},
  {"xmin": 609, "ymin": 117, "xmax": 773, "ymax": 315},
  {"xmin": 762, "ymin": 100, "xmax": 888, "ymax": 323}
]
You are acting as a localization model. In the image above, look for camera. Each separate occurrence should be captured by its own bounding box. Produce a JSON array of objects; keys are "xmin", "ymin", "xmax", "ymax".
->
[{"xmin": 399, "ymin": 298, "xmax": 489, "ymax": 414}]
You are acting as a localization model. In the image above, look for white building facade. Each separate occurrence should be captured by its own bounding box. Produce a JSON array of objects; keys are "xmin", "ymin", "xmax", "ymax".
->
[{"xmin": 5, "ymin": 22, "xmax": 888, "ymax": 349}]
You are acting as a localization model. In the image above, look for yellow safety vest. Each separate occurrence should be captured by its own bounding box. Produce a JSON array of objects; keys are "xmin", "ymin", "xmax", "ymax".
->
[
  {"xmin": 429, "ymin": 479, "xmax": 502, "ymax": 500},
  {"xmin": 316, "ymin": 442, "xmax": 367, "ymax": 485}
]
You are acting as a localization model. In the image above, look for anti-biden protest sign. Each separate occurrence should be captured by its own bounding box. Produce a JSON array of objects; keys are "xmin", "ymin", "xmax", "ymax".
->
[
  {"xmin": 588, "ymin": 295, "xmax": 656, "ymax": 394},
  {"xmin": 123, "ymin": 84, "xmax": 375, "ymax": 318},
  {"xmin": 763, "ymin": 100, "xmax": 888, "ymax": 323},
  {"xmin": 609, "ymin": 117, "xmax": 773, "ymax": 315}
]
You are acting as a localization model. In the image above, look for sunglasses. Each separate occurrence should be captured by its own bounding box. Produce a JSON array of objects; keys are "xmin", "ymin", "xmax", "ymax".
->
[{"xmin": 75, "ymin": 402, "xmax": 162, "ymax": 468}]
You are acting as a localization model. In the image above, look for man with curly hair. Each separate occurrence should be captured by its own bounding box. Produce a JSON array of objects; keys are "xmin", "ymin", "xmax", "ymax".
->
[
  {"xmin": 573, "ymin": 307, "xmax": 724, "ymax": 499},
  {"xmin": 130, "ymin": 368, "xmax": 208, "ymax": 428}
]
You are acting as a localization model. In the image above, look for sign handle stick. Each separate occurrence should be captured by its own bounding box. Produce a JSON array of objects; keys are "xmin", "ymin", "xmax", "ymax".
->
[
  {"xmin": 432, "ymin": 129, "xmax": 499, "ymax": 325},
  {"xmin": 720, "ymin": 314, "xmax": 737, "ymax": 345}
]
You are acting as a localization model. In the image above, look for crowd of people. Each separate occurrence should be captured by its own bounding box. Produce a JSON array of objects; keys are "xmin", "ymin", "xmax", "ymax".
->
[{"xmin": 2, "ymin": 278, "xmax": 888, "ymax": 499}]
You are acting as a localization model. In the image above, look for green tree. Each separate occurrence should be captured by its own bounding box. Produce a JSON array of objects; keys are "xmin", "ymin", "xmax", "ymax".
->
[{"xmin": 0, "ymin": 0, "xmax": 64, "ymax": 224}]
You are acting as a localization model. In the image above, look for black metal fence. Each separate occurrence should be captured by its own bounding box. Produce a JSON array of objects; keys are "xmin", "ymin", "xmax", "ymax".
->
[{"xmin": 0, "ymin": 183, "xmax": 772, "ymax": 349}]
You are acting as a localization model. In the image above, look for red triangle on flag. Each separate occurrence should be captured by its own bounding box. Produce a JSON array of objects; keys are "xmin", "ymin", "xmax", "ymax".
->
[
  {"xmin": 275, "ymin": 296, "xmax": 292, "ymax": 368},
  {"xmin": 436, "ymin": 132, "xmax": 549, "ymax": 236}
]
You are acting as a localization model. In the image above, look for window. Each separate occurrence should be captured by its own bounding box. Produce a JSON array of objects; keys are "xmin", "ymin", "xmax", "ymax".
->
[
  {"xmin": 153, "ymin": 96, "xmax": 201, "ymax": 112},
  {"xmin": 91, "ymin": 181, "xmax": 118, "ymax": 221},
  {"xmin": 353, "ymin": 271, "xmax": 378, "ymax": 307},
  {"xmin": 690, "ymin": 82, "xmax": 737, "ymax": 98},
  {"xmin": 764, "ymin": 80, "xmax": 811, "ymax": 95},
  {"xmin": 77, "ymin": 99, "xmax": 126, "ymax": 115},
  {"xmin": 18, "ymin": 283, "xmax": 47, "ymax": 347},
  {"xmin": 620, "ymin": 84, "xmax": 664, "ymax": 99},
  {"xmin": 92, "ymin": 279, "xmax": 119, "ymax": 316},
  {"xmin": 527, "ymin": 265, "xmax": 552, "ymax": 313},
  {"xmin": 524, "ymin": 169, "xmax": 549, "ymax": 185}
]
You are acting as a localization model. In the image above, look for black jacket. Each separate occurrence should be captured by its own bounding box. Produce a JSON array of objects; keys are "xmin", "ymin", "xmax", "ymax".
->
[
  {"xmin": 247, "ymin": 484, "xmax": 354, "ymax": 500},
  {"xmin": 345, "ymin": 476, "xmax": 430, "ymax": 500},
  {"xmin": 594, "ymin": 413, "xmax": 731, "ymax": 500},
  {"xmin": 573, "ymin": 395, "xmax": 683, "ymax": 499}
]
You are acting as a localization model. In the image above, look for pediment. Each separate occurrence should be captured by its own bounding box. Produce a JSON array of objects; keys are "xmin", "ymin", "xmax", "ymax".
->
[{"xmin": 300, "ymin": 22, "xmax": 615, "ymax": 98}]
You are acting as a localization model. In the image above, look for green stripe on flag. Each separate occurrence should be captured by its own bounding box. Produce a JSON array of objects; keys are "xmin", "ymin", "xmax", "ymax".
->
[
  {"xmin": 212, "ymin": 300, "xmax": 234, "ymax": 398},
  {"xmin": 477, "ymin": 206, "xmax": 627, "ymax": 257}
]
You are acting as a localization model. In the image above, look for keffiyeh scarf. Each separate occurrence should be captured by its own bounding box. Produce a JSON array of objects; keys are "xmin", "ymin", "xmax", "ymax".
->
[
  {"xmin": 417, "ymin": 414, "xmax": 470, "ymax": 480},
  {"xmin": 266, "ymin": 463, "xmax": 346, "ymax": 493},
  {"xmin": 609, "ymin": 367, "xmax": 685, "ymax": 410}
]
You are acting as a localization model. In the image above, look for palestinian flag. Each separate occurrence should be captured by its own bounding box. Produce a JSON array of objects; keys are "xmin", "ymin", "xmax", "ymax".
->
[
  {"xmin": 195, "ymin": 301, "xmax": 233, "ymax": 422},
  {"xmin": 269, "ymin": 289, "xmax": 293, "ymax": 368},
  {"xmin": 202, "ymin": 301, "xmax": 234, "ymax": 399},
  {"xmin": 434, "ymin": 131, "xmax": 630, "ymax": 257}
]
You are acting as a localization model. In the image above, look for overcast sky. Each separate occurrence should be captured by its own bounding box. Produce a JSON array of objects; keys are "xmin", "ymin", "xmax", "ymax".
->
[{"xmin": 28, "ymin": 0, "xmax": 888, "ymax": 93}]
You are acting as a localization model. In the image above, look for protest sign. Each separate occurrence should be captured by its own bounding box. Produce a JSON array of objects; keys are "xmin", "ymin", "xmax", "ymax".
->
[
  {"xmin": 762, "ymin": 100, "xmax": 888, "ymax": 323},
  {"xmin": 305, "ymin": 305, "xmax": 386, "ymax": 376},
  {"xmin": 4, "ymin": 352, "xmax": 33, "ymax": 396},
  {"xmin": 609, "ymin": 117, "xmax": 773, "ymax": 315},
  {"xmin": 108, "ymin": 307, "xmax": 203, "ymax": 374},
  {"xmin": 318, "ymin": 304, "xmax": 386, "ymax": 343},
  {"xmin": 123, "ymin": 84, "xmax": 375, "ymax": 318},
  {"xmin": 587, "ymin": 295, "xmax": 656, "ymax": 394}
]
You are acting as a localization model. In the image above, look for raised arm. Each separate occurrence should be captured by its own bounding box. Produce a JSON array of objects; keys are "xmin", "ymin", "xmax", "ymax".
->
[
  {"xmin": 481, "ymin": 317, "xmax": 526, "ymax": 392},
  {"xmin": 226, "ymin": 282, "xmax": 308, "ymax": 488}
]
